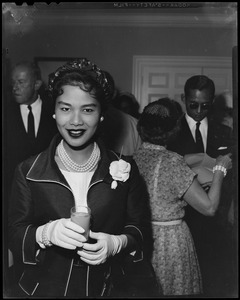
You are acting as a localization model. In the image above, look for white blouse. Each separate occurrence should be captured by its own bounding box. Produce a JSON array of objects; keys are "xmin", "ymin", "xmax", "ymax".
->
[
  {"xmin": 60, "ymin": 169, "xmax": 94, "ymax": 206},
  {"xmin": 36, "ymin": 169, "xmax": 94, "ymax": 249}
]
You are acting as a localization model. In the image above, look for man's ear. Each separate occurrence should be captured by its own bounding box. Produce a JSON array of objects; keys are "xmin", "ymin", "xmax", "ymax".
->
[
  {"xmin": 35, "ymin": 79, "xmax": 42, "ymax": 91},
  {"xmin": 181, "ymin": 93, "xmax": 185, "ymax": 104}
]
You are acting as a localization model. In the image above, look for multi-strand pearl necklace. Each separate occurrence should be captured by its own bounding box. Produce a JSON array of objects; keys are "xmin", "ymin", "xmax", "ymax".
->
[{"xmin": 57, "ymin": 139, "xmax": 100, "ymax": 172}]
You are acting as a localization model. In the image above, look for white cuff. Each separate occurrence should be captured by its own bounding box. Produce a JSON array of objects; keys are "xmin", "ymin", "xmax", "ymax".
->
[
  {"xmin": 42, "ymin": 221, "xmax": 53, "ymax": 247},
  {"xmin": 36, "ymin": 225, "xmax": 46, "ymax": 249}
]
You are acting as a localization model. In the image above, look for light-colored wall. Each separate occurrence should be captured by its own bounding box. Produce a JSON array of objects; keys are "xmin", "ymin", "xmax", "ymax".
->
[{"xmin": 3, "ymin": 6, "xmax": 237, "ymax": 93}]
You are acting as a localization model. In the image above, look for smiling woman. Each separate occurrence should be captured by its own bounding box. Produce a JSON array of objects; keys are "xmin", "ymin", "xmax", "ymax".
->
[
  {"xmin": 54, "ymin": 85, "xmax": 101, "ymax": 152},
  {"xmin": 8, "ymin": 58, "xmax": 156, "ymax": 298}
]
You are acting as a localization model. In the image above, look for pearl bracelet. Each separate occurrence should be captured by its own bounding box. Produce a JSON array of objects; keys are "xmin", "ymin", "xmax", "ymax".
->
[
  {"xmin": 42, "ymin": 221, "xmax": 53, "ymax": 247},
  {"xmin": 213, "ymin": 165, "xmax": 227, "ymax": 177}
]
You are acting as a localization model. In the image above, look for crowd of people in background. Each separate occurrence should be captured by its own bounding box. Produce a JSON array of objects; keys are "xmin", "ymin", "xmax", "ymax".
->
[
  {"xmin": 3, "ymin": 59, "xmax": 237, "ymax": 298},
  {"xmin": 112, "ymin": 90, "xmax": 140, "ymax": 119}
]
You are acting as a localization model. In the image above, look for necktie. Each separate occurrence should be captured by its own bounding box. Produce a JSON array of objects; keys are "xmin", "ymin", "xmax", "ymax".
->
[
  {"xmin": 27, "ymin": 105, "xmax": 35, "ymax": 139},
  {"xmin": 195, "ymin": 121, "xmax": 204, "ymax": 153}
]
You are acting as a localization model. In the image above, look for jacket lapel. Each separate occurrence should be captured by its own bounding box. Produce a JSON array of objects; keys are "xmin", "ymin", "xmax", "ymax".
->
[
  {"xmin": 26, "ymin": 134, "xmax": 69, "ymax": 186},
  {"xmin": 181, "ymin": 116, "xmax": 195, "ymax": 143},
  {"xmin": 26, "ymin": 135, "xmax": 113, "ymax": 187},
  {"xmin": 89, "ymin": 140, "xmax": 114, "ymax": 185},
  {"xmin": 14, "ymin": 104, "xmax": 28, "ymax": 136}
]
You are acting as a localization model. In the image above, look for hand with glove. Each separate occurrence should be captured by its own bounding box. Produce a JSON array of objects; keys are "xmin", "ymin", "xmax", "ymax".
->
[
  {"xmin": 37, "ymin": 218, "xmax": 87, "ymax": 250},
  {"xmin": 77, "ymin": 231, "xmax": 128, "ymax": 265}
]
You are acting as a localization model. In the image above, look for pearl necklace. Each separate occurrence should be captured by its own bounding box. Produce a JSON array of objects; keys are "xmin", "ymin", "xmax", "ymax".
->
[{"xmin": 57, "ymin": 139, "xmax": 100, "ymax": 172}]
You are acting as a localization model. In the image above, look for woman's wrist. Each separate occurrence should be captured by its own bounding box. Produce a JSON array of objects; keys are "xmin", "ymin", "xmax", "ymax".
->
[
  {"xmin": 42, "ymin": 221, "xmax": 53, "ymax": 247},
  {"xmin": 36, "ymin": 225, "xmax": 46, "ymax": 248},
  {"xmin": 111, "ymin": 234, "xmax": 128, "ymax": 256},
  {"xmin": 213, "ymin": 165, "xmax": 227, "ymax": 177}
]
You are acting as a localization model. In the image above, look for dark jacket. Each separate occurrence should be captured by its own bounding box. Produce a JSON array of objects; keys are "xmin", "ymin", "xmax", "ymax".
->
[
  {"xmin": 8, "ymin": 134, "xmax": 146, "ymax": 297},
  {"xmin": 5, "ymin": 95, "xmax": 58, "ymax": 195},
  {"xmin": 167, "ymin": 114, "xmax": 235, "ymax": 158}
]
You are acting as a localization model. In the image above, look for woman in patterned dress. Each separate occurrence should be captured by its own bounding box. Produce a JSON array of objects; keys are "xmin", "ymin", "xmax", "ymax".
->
[{"xmin": 133, "ymin": 98, "xmax": 232, "ymax": 296}]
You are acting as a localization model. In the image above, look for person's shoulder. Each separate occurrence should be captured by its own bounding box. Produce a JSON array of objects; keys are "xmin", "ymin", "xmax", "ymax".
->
[
  {"xmin": 19, "ymin": 135, "xmax": 57, "ymax": 170},
  {"xmin": 117, "ymin": 109, "xmax": 138, "ymax": 122},
  {"xmin": 109, "ymin": 106, "xmax": 138, "ymax": 122},
  {"xmin": 173, "ymin": 114, "xmax": 188, "ymax": 135},
  {"xmin": 126, "ymin": 114, "xmax": 138, "ymax": 127},
  {"xmin": 40, "ymin": 93, "xmax": 54, "ymax": 107},
  {"xmin": 6, "ymin": 99, "xmax": 20, "ymax": 112},
  {"xmin": 179, "ymin": 114, "xmax": 189, "ymax": 127},
  {"xmin": 164, "ymin": 149, "xmax": 185, "ymax": 165},
  {"xmin": 17, "ymin": 152, "xmax": 41, "ymax": 175},
  {"xmin": 208, "ymin": 117, "xmax": 233, "ymax": 134}
]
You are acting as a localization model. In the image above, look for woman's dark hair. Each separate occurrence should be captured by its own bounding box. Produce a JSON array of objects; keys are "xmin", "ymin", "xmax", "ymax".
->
[
  {"xmin": 52, "ymin": 71, "xmax": 109, "ymax": 112},
  {"xmin": 48, "ymin": 58, "xmax": 115, "ymax": 113},
  {"xmin": 137, "ymin": 98, "xmax": 180, "ymax": 146}
]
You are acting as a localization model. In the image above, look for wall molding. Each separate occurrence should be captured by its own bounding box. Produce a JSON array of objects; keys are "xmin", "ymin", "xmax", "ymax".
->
[
  {"xmin": 3, "ymin": 3, "xmax": 236, "ymax": 30},
  {"xmin": 36, "ymin": 12, "xmax": 236, "ymax": 28}
]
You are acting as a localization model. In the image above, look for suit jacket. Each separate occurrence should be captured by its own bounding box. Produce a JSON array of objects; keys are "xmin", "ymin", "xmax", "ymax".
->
[
  {"xmin": 4, "ymin": 95, "xmax": 58, "ymax": 193},
  {"xmin": 167, "ymin": 114, "xmax": 235, "ymax": 158}
]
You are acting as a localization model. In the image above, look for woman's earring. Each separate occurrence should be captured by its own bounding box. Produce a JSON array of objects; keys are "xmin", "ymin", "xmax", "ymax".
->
[
  {"xmin": 100, "ymin": 116, "xmax": 104, "ymax": 122},
  {"xmin": 53, "ymin": 114, "xmax": 56, "ymax": 119}
]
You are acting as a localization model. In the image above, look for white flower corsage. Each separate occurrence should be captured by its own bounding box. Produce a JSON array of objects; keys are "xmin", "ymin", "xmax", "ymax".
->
[{"xmin": 109, "ymin": 159, "xmax": 131, "ymax": 189}]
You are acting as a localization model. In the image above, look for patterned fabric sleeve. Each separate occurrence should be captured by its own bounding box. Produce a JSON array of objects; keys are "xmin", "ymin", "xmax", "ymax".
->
[{"xmin": 171, "ymin": 154, "xmax": 197, "ymax": 199}]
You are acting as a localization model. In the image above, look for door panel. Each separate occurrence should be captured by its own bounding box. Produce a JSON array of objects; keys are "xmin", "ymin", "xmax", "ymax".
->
[
  {"xmin": 133, "ymin": 56, "xmax": 232, "ymax": 112},
  {"xmin": 141, "ymin": 66, "xmax": 201, "ymax": 112},
  {"xmin": 203, "ymin": 67, "xmax": 232, "ymax": 91}
]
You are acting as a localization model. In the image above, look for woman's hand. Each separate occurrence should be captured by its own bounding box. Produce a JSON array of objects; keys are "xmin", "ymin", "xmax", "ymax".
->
[
  {"xmin": 48, "ymin": 218, "xmax": 87, "ymax": 250},
  {"xmin": 215, "ymin": 153, "xmax": 232, "ymax": 171},
  {"xmin": 77, "ymin": 231, "xmax": 127, "ymax": 265}
]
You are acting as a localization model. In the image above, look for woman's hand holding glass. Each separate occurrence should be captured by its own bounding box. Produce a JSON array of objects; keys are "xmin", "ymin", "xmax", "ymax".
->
[
  {"xmin": 47, "ymin": 218, "xmax": 87, "ymax": 250},
  {"xmin": 77, "ymin": 231, "xmax": 127, "ymax": 265}
]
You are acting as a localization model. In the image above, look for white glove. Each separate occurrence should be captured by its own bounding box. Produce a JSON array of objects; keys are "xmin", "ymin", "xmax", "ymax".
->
[
  {"xmin": 77, "ymin": 231, "xmax": 128, "ymax": 265},
  {"xmin": 47, "ymin": 218, "xmax": 87, "ymax": 250}
]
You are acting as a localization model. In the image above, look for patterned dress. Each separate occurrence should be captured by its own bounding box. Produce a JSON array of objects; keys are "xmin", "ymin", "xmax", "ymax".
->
[{"xmin": 133, "ymin": 142, "xmax": 203, "ymax": 295}]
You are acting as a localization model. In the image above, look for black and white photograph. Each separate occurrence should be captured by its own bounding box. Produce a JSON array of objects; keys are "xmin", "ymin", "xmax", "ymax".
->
[{"xmin": 2, "ymin": 2, "xmax": 238, "ymax": 298}]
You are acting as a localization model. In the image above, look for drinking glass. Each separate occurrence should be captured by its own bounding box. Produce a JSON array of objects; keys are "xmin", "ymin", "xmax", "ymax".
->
[
  {"xmin": 71, "ymin": 205, "xmax": 91, "ymax": 240},
  {"xmin": 71, "ymin": 205, "xmax": 91, "ymax": 265}
]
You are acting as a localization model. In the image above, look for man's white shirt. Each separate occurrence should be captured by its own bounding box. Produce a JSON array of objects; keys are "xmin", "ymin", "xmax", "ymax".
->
[
  {"xmin": 185, "ymin": 113, "xmax": 208, "ymax": 153},
  {"xmin": 20, "ymin": 95, "xmax": 42, "ymax": 136}
]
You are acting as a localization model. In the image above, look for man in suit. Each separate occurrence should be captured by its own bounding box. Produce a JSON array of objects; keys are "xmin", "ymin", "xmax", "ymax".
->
[
  {"xmin": 4, "ymin": 61, "xmax": 58, "ymax": 293},
  {"xmin": 168, "ymin": 75, "xmax": 234, "ymax": 157},
  {"xmin": 167, "ymin": 75, "xmax": 236, "ymax": 296},
  {"xmin": 5, "ymin": 61, "xmax": 58, "ymax": 192}
]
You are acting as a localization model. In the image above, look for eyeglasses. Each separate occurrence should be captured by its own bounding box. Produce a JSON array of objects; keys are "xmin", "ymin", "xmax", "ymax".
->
[{"xmin": 188, "ymin": 102, "xmax": 211, "ymax": 110}]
